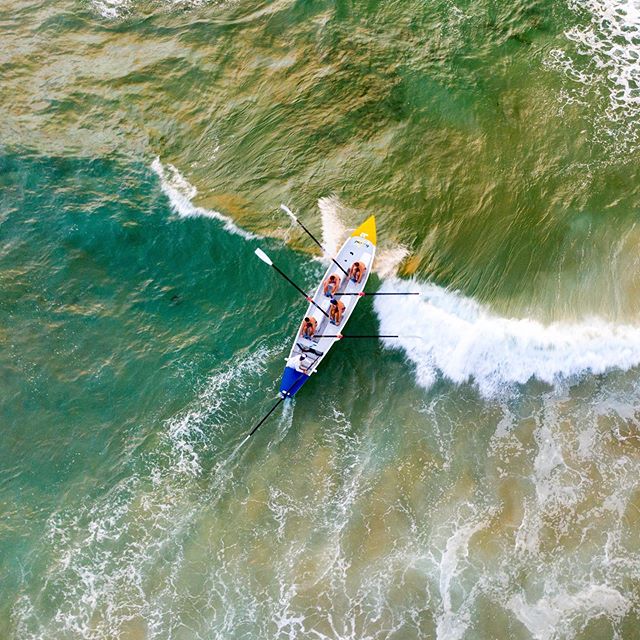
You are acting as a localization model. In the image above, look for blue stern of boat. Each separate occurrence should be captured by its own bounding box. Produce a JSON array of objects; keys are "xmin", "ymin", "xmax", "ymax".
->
[{"xmin": 279, "ymin": 367, "xmax": 309, "ymax": 398}]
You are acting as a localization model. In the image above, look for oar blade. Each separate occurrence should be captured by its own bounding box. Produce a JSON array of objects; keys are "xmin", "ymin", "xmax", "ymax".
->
[
  {"xmin": 254, "ymin": 248, "xmax": 273, "ymax": 266},
  {"xmin": 280, "ymin": 203, "xmax": 296, "ymax": 222}
]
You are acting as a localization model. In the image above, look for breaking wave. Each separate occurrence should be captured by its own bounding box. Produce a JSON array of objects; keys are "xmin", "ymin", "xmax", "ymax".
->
[
  {"xmin": 151, "ymin": 157, "xmax": 257, "ymax": 240},
  {"xmin": 374, "ymin": 278, "xmax": 640, "ymax": 396}
]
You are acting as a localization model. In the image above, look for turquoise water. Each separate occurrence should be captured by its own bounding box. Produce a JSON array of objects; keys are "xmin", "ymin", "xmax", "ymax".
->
[{"xmin": 4, "ymin": 0, "xmax": 640, "ymax": 638}]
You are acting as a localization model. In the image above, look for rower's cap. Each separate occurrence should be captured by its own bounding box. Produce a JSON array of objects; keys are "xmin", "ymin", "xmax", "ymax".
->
[{"xmin": 330, "ymin": 297, "xmax": 337, "ymax": 304}]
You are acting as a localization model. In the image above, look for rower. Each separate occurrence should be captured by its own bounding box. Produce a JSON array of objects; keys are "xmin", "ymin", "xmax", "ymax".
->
[
  {"xmin": 323, "ymin": 274, "xmax": 341, "ymax": 297},
  {"xmin": 286, "ymin": 353, "xmax": 309, "ymax": 373},
  {"xmin": 300, "ymin": 316, "xmax": 318, "ymax": 339},
  {"xmin": 329, "ymin": 297, "xmax": 346, "ymax": 325},
  {"xmin": 349, "ymin": 261, "xmax": 366, "ymax": 283}
]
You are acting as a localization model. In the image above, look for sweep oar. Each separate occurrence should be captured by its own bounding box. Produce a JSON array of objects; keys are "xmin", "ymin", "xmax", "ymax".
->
[
  {"xmin": 244, "ymin": 373, "xmax": 305, "ymax": 443},
  {"xmin": 281, "ymin": 204, "xmax": 350, "ymax": 278},
  {"xmin": 255, "ymin": 248, "xmax": 330, "ymax": 319},
  {"xmin": 248, "ymin": 396, "xmax": 285, "ymax": 437}
]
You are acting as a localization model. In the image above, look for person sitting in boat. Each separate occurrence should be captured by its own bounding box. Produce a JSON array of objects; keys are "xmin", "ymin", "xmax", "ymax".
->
[
  {"xmin": 323, "ymin": 274, "xmax": 341, "ymax": 297},
  {"xmin": 300, "ymin": 316, "xmax": 317, "ymax": 339},
  {"xmin": 329, "ymin": 297, "xmax": 345, "ymax": 325},
  {"xmin": 286, "ymin": 353, "xmax": 309, "ymax": 373},
  {"xmin": 349, "ymin": 261, "xmax": 366, "ymax": 283}
]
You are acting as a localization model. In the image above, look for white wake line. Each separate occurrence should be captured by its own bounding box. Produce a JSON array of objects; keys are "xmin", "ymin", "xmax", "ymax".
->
[
  {"xmin": 374, "ymin": 278, "xmax": 640, "ymax": 396},
  {"xmin": 151, "ymin": 158, "xmax": 258, "ymax": 240}
]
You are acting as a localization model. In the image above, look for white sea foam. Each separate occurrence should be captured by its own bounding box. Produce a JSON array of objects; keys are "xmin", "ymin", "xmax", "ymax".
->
[
  {"xmin": 435, "ymin": 517, "xmax": 488, "ymax": 640},
  {"xmin": 151, "ymin": 157, "xmax": 257, "ymax": 240},
  {"xmin": 92, "ymin": 0, "xmax": 129, "ymax": 18},
  {"xmin": 92, "ymin": 0, "xmax": 214, "ymax": 18},
  {"xmin": 11, "ymin": 347, "xmax": 280, "ymax": 639},
  {"xmin": 374, "ymin": 278, "xmax": 640, "ymax": 396},
  {"xmin": 508, "ymin": 584, "xmax": 630, "ymax": 640},
  {"xmin": 566, "ymin": 0, "xmax": 640, "ymax": 110},
  {"xmin": 547, "ymin": 0, "xmax": 640, "ymax": 142}
]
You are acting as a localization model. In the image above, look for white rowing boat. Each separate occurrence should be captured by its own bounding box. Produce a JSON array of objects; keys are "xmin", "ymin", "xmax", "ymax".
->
[{"xmin": 279, "ymin": 216, "xmax": 376, "ymax": 397}]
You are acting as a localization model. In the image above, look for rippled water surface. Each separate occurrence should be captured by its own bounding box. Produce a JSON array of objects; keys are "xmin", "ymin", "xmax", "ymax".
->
[{"xmin": 3, "ymin": 0, "xmax": 640, "ymax": 638}]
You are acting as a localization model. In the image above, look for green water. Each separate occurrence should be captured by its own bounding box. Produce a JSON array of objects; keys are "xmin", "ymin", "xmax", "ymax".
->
[{"xmin": 3, "ymin": 0, "xmax": 640, "ymax": 638}]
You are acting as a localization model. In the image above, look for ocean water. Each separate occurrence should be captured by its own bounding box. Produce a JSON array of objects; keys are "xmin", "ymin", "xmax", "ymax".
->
[{"xmin": 3, "ymin": 0, "xmax": 640, "ymax": 638}]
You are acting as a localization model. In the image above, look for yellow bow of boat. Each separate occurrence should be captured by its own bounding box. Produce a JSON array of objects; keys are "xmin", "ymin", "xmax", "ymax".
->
[{"xmin": 351, "ymin": 215, "xmax": 376, "ymax": 246}]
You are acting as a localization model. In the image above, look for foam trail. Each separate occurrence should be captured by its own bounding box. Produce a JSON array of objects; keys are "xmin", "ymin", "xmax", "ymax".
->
[
  {"xmin": 436, "ymin": 517, "xmax": 487, "ymax": 640},
  {"xmin": 374, "ymin": 278, "xmax": 640, "ymax": 396},
  {"xmin": 151, "ymin": 158, "xmax": 257, "ymax": 240},
  {"xmin": 270, "ymin": 398, "xmax": 295, "ymax": 448}
]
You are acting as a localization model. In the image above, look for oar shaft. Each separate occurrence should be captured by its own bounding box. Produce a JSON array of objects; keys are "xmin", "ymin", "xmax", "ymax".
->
[
  {"xmin": 283, "ymin": 205, "xmax": 349, "ymax": 277},
  {"xmin": 249, "ymin": 396, "xmax": 284, "ymax": 437},
  {"xmin": 271, "ymin": 264, "xmax": 330, "ymax": 319},
  {"xmin": 336, "ymin": 292, "xmax": 421, "ymax": 296},
  {"xmin": 314, "ymin": 334, "xmax": 400, "ymax": 339}
]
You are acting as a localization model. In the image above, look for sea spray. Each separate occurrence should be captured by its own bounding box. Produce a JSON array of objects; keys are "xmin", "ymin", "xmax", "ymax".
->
[
  {"xmin": 317, "ymin": 196, "xmax": 409, "ymax": 276},
  {"xmin": 318, "ymin": 196, "xmax": 348, "ymax": 257}
]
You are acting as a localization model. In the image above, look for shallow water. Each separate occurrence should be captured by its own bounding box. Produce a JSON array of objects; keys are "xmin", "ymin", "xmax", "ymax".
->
[{"xmin": 3, "ymin": 1, "xmax": 640, "ymax": 638}]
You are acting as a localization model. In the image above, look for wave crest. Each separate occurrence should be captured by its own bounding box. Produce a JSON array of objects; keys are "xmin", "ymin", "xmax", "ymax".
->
[
  {"xmin": 374, "ymin": 278, "xmax": 640, "ymax": 396},
  {"xmin": 151, "ymin": 158, "xmax": 257, "ymax": 240}
]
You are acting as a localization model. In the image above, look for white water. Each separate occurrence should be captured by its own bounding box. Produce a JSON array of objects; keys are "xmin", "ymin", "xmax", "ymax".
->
[
  {"xmin": 151, "ymin": 158, "xmax": 257, "ymax": 240},
  {"xmin": 92, "ymin": 0, "xmax": 129, "ymax": 18},
  {"xmin": 566, "ymin": 0, "xmax": 640, "ymax": 111},
  {"xmin": 548, "ymin": 0, "xmax": 640, "ymax": 145},
  {"xmin": 92, "ymin": 0, "xmax": 214, "ymax": 19},
  {"xmin": 508, "ymin": 584, "xmax": 629, "ymax": 640},
  {"xmin": 11, "ymin": 347, "xmax": 278, "ymax": 640},
  {"xmin": 374, "ymin": 278, "xmax": 640, "ymax": 395}
]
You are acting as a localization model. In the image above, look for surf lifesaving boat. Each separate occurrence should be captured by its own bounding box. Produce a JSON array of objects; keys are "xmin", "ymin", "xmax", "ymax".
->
[
  {"xmin": 279, "ymin": 216, "xmax": 376, "ymax": 397},
  {"xmin": 249, "ymin": 209, "xmax": 413, "ymax": 442}
]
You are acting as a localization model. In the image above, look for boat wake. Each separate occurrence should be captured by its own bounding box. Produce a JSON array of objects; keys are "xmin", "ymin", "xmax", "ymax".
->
[
  {"xmin": 151, "ymin": 158, "xmax": 257, "ymax": 240},
  {"xmin": 374, "ymin": 278, "xmax": 640, "ymax": 396}
]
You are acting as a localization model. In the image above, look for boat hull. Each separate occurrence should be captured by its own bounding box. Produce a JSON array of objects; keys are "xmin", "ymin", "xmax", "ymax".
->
[
  {"xmin": 279, "ymin": 216, "xmax": 376, "ymax": 398},
  {"xmin": 279, "ymin": 366, "xmax": 310, "ymax": 398}
]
